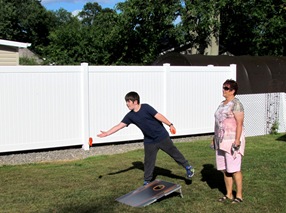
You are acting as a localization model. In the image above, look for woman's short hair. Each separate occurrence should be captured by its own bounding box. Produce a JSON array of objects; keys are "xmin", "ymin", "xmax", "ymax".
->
[{"xmin": 223, "ymin": 79, "xmax": 238, "ymax": 95}]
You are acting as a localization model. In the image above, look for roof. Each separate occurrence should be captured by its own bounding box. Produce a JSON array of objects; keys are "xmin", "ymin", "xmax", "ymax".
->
[
  {"xmin": 0, "ymin": 39, "xmax": 31, "ymax": 48},
  {"xmin": 153, "ymin": 53, "xmax": 286, "ymax": 94}
]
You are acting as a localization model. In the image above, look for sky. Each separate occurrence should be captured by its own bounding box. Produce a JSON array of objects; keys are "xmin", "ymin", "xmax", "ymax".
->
[
  {"xmin": 42, "ymin": 0, "xmax": 181, "ymax": 22},
  {"xmin": 41, "ymin": 0, "xmax": 124, "ymax": 15}
]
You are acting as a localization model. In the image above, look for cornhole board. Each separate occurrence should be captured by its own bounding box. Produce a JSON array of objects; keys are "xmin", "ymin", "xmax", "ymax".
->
[{"xmin": 116, "ymin": 179, "xmax": 183, "ymax": 207}]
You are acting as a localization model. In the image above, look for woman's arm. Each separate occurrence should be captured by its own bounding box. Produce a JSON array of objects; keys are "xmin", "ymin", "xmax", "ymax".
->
[{"xmin": 234, "ymin": 111, "xmax": 244, "ymax": 146}]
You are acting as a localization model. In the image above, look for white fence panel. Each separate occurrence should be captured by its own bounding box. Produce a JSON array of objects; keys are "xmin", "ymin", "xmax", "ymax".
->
[
  {"xmin": 0, "ymin": 66, "xmax": 83, "ymax": 152},
  {"xmin": 89, "ymin": 65, "xmax": 165, "ymax": 143}
]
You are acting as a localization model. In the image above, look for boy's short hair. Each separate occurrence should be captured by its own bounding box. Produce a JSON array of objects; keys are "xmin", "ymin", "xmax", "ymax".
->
[{"xmin": 125, "ymin": 91, "xmax": 140, "ymax": 104}]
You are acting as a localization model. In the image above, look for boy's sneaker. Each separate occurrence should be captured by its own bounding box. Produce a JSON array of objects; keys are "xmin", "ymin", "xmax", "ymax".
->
[
  {"xmin": 143, "ymin": 181, "xmax": 150, "ymax": 186},
  {"xmin": 186, "ymin": 166, "xmax": 195, "ymax": 178}
]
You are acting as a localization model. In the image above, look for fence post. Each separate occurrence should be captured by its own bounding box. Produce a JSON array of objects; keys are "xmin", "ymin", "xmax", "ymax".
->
[
  {"xmin": 163, "ymin": 63, "xmax": 170, "ymax": 115},
  {"xmin": 81, "ymin": 63, "xmax": 90, "ymax": 150},
  {"xmin": 230, "ymin": 64, "xmax": 237, "ymax": 80}
]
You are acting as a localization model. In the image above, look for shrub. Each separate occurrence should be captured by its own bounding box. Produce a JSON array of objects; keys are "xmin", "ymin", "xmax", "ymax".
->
[{"xmin": 270, "ymin": 119, "xmax": 279, "ymax": 135}]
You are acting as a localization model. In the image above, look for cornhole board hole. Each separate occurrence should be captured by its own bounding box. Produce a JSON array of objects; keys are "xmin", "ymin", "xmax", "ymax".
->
[{"xmin": 116, "ymin": 179, "xmax": 183, "ymax": 207}]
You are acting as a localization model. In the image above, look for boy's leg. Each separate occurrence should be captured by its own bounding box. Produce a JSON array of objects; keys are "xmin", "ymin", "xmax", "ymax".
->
[
  {"xmin": 159, "ymin": 137, "xmax": 194, "ymax": 178},
  {"xmin": 144, "ymin": 143, "xmax": 159, "ymax": 182},
  {"xmin": 159, "ymin": 137, "xmax": 189, "ymax": 167}
]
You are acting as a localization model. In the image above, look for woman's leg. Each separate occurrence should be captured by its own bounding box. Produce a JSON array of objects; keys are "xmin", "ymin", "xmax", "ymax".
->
[
  {"xmin": 225, "ymin": 152, "xmax": 243, "ymax": 200},
  {"xmin": 233, "ymin": 171, "xmax": 243, "ymax": 199},
  {"xmin": 224, "ymin": 171, "xmax": 234, "ymax": 199}
]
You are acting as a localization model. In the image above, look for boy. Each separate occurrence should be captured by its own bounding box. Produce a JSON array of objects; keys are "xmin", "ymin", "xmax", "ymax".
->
[{"xmin": 97, "ymin": 91, "xmax": 194, "ymax": 185}]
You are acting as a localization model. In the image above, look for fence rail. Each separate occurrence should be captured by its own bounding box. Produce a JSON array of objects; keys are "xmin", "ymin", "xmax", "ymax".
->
[{"xmin": 0, "ymin": 63, "xmax": 283, "ymax": 153}]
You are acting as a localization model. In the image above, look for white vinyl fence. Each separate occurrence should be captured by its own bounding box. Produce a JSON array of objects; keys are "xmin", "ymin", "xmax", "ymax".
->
[{"xmin": 0, "ymin": 63, "xmax": 284, "ymax": 153}]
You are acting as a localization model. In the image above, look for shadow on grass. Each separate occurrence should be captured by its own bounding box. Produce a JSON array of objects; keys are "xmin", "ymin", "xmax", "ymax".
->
[
  {"xmin": 276, "ymin": 134, "xmax": 286, "ymax": 142},
  {"xmin": 200, "ymin": 164, "xmax": 226, "ymax": 195},
  {"xmin": 49, "ymin": 202, "xmax": 118, "ymax": 213},
  {"xmin": 107, "ymin": 161, "xmax": 192, "ymax": 185}
]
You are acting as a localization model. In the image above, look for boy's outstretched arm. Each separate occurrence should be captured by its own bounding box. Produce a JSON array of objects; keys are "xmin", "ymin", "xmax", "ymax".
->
[{"xmin": 97, "ymin": 122, "xmax": 127, "ymax": 138}]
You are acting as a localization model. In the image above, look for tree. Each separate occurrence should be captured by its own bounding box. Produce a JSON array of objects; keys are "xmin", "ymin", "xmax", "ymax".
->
[
  {"xmin": 79, "ymin": 3, "xmax": 119, "ymax": 64},
  {"xmin": 0, "ymin": 0, "xmax": 55, "ymax": 55},
  {"xmin": 43, "ymin": 5, "xmax": 119, "ymax": 65},
  {"xmin": 42, "ymin": 9, "xmax": 86, "ymax": 65},
  {"xmin": 177, "ymin": 0, "xmax": 227, "ymax": 55},
  {"xmin": 79, "ymin": 2, "xmax": 103, "ymax": 26},
  {"xmin": 5, "ymin": 0, "xmax": 284, "ymax": 65},
  {"xmin": 44, "ymin": 0, "xmax": 183, "ymax": 65},
  {"xmin": 114, "ymin": 0, "xmax": 184, "ymax": 64},
  {"xmin": 219, "ymin": 0, "xmax": 286, "ymax": 56}
]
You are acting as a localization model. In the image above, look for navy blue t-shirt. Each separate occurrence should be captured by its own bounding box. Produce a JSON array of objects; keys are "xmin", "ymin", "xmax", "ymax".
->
[{"xmin": 121, "ymin": 104, "xmax": 169, "ymax": 143}]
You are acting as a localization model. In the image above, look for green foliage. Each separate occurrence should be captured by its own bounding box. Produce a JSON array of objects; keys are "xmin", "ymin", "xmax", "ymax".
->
[
  {"xmin": 42, "ymin": 4, "xmax": 119, "ymax": 65},
  {"xmin": 19, "ymin": 57, "xmax": 40, "ymax": 65},
  {"xmin": 180, "ymin": 0, "xmax": 224, "ymax": 53},
  {"xmin": 0, "ymin": 0, "xmax": 55, "ymax": 55},
  {"xmin": 42, "ymin": 14, "xmax": 86, "ymax": 65},
  {"xmin": 270, "ymin": 120, "xmax": 279, "ymax": 135},
  {"xmin": 0, "ymin": 134, "xmax": 286, "ymax": 212},
  {"xmin": 1, "ymin": 0, "xmax": 286, "ymax": 65},
  {"xmin": 79, "ymin": 2, "xmax": 103, "ymax": 26},
  {"xmin": 220, "ymin": 0, "xmax": 286, "ymax": 55},
  {"xmin": 114, "ymin": 0, "xmax": 184, "ymax": 64}
]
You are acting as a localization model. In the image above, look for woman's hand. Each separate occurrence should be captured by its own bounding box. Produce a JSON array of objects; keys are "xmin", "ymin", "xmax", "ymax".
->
[
  {"xmin": 233, "ymin": 139, "xmax": 241, "ymax": 147},
  {"xmin": 210, "ymin": 138, "xmax": 215, "ymax": 150}
]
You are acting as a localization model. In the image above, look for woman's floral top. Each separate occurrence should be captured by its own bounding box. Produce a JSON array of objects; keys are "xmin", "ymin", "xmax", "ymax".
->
[{"xmin": 214, "ymin": 98, "xmax": 245, "ymax": 155}]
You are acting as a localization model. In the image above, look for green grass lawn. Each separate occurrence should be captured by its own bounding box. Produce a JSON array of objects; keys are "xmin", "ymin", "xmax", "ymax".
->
[{"xmin": 1, "ymin": 134, "xmax": 285, "ymax": 213}]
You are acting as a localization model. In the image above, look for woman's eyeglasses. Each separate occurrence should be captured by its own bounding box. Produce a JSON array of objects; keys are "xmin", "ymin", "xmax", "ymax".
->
[{"xmin": 223, "ymin": 86, "xmax": 231, "ymax": 91}]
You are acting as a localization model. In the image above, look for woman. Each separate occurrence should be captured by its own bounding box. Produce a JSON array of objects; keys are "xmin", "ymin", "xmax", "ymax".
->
[{"xmin": 212, "ymin": 79, "xmax": 245, "ymax": 204}]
